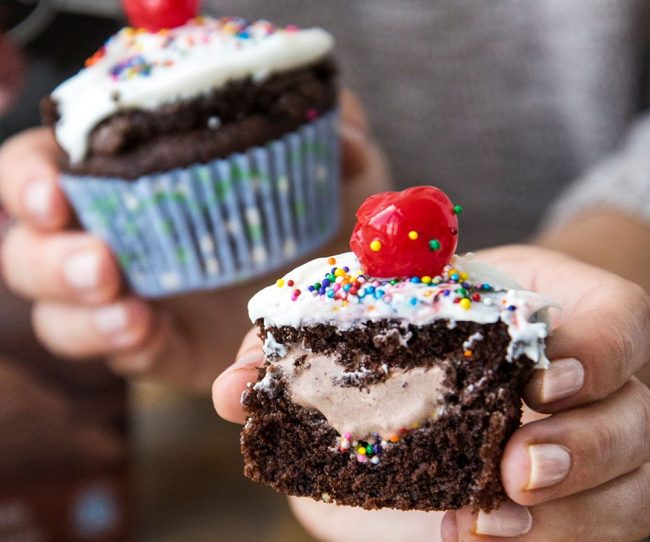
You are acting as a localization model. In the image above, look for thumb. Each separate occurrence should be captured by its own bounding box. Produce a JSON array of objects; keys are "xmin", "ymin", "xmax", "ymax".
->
[{"xmin": 213, "ymin": 327, "xmax": 264, "ymax": 424}]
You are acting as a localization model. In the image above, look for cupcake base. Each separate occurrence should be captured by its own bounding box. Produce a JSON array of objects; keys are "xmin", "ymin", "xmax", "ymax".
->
[
  {"xmin": 61, "ymin": 111, "xmax": 340, "ymax": 298},
  {"xmin": 241, "ymin": 319, "xmax": 533, "ymax": 511}
]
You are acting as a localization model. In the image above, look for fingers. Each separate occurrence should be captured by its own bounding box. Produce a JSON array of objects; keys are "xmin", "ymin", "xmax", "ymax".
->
[
  {"xmin": 339, "ymin": 89, "xmax": 369, "ymax": 134},
  {"xmin": 502, "ymin": 379, "xmax": 650, "ymax": 507},
  {"xmin": 341, "ymin": 123, "xmax": 370, "ymax": 180},
  {"xmin": 32, "ymin": 297, "xmax": 152, "ymax": 359},
  {"xmin": 525, "ymin": 269, "xmax": 650, "ymax": 413},
  {"xmin": 339, "ymin": 89, "xmax": 371, "ymax": 180},
  {"xmin": 443, "ymin": 464, "xmax": 650, "ymax": 541},
  {"xmin": 212, "ymin": 326, "xmax": 263, "ymax": 424},
  {"xmin": 2, "ymin": 224, "xmax": 121, "ymax": 304},
  {"xmin": 0, "ymin": 127, "xmax": 70, "ymax": 230},
  {"xmin": 474, "ymin": 246, "xmax": 650, "ymax": 412}
]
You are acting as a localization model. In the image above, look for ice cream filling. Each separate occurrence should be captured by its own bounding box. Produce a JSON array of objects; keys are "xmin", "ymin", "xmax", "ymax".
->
[{"xmin": 259, "ymin": 348, "xmax": 448, "ymax": 440}]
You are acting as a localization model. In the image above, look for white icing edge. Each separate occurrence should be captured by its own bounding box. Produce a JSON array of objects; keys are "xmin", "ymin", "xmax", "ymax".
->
[
  {"xmin": 249, "ymin": 251, "xmax": 560, "ymax": 368},
  {"xmin": 51, "ymin": 21, "xmax": 333, "ymax": 163}
]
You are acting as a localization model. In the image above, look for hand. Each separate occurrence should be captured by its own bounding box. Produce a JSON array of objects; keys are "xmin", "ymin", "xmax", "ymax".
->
[
  {"xmin": 0, "ymin": 91, "xmax": 389, "ymax": 391},
  {"xmin": 213, "ymin": 245, "xmax": 650, "ymax": 541}
]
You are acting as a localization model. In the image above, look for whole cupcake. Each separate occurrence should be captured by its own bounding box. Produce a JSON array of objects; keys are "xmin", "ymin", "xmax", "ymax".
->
[{"xmin": 41, "ymin": 5, "xmax": 339, "ymax": 297}]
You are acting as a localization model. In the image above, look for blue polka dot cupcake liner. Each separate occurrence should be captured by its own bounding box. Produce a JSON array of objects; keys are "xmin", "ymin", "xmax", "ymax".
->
[{"xmin": 60, "ymin": 111, "xmax": 340, "ymax": 298}]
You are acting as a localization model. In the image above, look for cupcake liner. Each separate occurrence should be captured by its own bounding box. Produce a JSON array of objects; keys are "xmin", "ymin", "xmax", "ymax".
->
[{"xmin": 61, "ymin": 111, "xmax": 340, "ymax": 298}]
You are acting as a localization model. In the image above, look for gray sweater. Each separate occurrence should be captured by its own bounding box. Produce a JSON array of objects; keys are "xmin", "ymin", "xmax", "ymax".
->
[{"xmin": 209, "ymin": 0, "xmax": 650, "ymax": 251}]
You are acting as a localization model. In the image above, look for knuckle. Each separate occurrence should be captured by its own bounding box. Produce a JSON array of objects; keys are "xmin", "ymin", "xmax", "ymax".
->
[
  {"xmin": 634, "ymin": 464, "xmax": 650, "ymax": 534},
  {"xmin": 591, "ymin": 418, "xmax": 618, "ymax": 467},
  {"xmin": 598, "ymin": 325, "xmax": 631, "ymax": 386},
  {"xmin": 0, "ymin": 227, "xmax": 23, "ymax": 292},
  {"xmin": 639, "ymin": 288, "xmax": 650, "ymax": 321},
  {"xmin": 30, "ymin": 303, "xmax": 56, "ymax": 352},
  {"xmin": 629, "ymin": 380, "xmax": 650, "ymax": 462},
  {"xmin": 624, "ymin": 281, "xmax": 650, "ymax": 309},
  {"xmin": 625, "ymin": 281, "xmax": 650, "ymax": 329},
  {"xmin": 0, "ymin": 234, "xmax": 13, "ymax": 285},
  {"xmin": 92, "ymin": 242, "xmax": 120, "ymax": 287},
  {"xmin": 616, "ymin": 280, "xmax": 650, "ymax": 330},
  {"xmin": 639, "ymin": 463, "xmax": 650, "ymax": 500},
  {"xmin": 593, "ymin": 281, "xmax": 650, "ymax": 389}
]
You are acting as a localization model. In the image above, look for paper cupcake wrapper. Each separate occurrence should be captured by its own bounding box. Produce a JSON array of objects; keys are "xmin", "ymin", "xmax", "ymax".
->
[{"xmin": 61, "ymin": 111, "xmax": 340, "ymax": 298}]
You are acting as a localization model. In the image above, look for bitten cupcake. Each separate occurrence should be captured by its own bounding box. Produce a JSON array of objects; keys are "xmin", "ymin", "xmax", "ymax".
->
[
  {"xmin": 241, "ymin": 186, "xmax": 558, "ymax": 511},
  {"xmin": 41, "ymin": 8, "xmax": 339, "ymax": 297}
]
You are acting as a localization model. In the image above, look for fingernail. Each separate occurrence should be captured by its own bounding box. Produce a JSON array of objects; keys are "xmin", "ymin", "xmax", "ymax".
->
[
  {"xmin": 541, "ymin": 358, "xmax": 584, "ymax": 402},
  {"xmin": 527, "ymin": 443, "xmax": 571, "ymax": 490},
  {"xmin": 23, "ymin": 179, "xmax": 53, "ymax": 221},
  {"xmin": 233, "ymin": 351, "xmax": 264, "ymax": 368},
  {"xmin": 63, "ymin": 250, "xmax": 100, "ymax": 291},
  {"xmin": 475, "ymin": 501, "xmax": 532, "ymax": 537},
  {"xmin": 92, "ymin": 304, "xmax": 129, "ymax": 336}
]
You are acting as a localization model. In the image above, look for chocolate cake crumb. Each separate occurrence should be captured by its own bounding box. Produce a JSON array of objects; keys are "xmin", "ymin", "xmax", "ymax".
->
[{"xmin": 241, "ymin": 319, "xmax": 536, "ymax": 511}]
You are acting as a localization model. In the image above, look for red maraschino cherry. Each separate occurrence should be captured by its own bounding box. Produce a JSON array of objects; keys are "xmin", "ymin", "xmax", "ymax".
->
[
  {"xmin": 350, "ymin": 186, "xmax": 461, "ymax": 278},
  {"xmin": 122, "ymin": 0, "xmax": 200, "ymax": 32}
]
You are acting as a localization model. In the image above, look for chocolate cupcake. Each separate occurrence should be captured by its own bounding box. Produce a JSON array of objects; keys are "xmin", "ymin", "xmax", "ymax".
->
[
  {"xmin": 42, "ymin": 16, "xmax": 339, "ymax": 297},
  {"xmin": 241, "ymin": 187, "xmax": 557, "ymax": 511}
]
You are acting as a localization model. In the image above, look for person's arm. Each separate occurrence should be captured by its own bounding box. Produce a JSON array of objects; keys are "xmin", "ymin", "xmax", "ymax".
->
[
  {"xmin": 535, "ymin": 108, "xmax": 650, "ymax": 286},
  {"xmin": 537, "ymin": 209, "xmax": 650, "ymax": 293}
]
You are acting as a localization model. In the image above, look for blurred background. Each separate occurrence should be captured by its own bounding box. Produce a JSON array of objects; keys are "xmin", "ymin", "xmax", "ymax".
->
[
  {"xmin": 7, "ymin": 1, "xmax": 650, "ymax": 541},
  {"xmin": 0, "ymin": 1, "xmax": 316, "ymax": 540}
]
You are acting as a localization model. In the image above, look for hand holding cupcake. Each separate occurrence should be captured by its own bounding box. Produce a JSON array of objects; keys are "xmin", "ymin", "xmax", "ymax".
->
[{"xmin": 42, "ymin": 4, "xmax": 340, "ymax": 297}]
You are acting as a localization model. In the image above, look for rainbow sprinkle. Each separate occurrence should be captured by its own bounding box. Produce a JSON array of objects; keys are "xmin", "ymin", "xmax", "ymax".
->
[
  {"xmin": 110, "ymin": 54, "xmax": 154, "ymax": 81},
  {"xmin": 85, "ymin": 17, "xmax": 301, "ymax": 82},
  {"xmin": 336, "ymin": 433, "xmax": 387, "ymax": 465},
  {"xmin": 276, "ymin": 258, "xmax": 495, "ymax": 311},
  {"xmin": 335, "ymin": 425, "xmax": 421, "ymax": 465}
]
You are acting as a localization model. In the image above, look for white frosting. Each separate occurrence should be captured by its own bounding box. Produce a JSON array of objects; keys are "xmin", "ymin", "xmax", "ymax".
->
[
  {"xmin": 263, "ymin": 332, "xmax": 287, "ymax": 357},
  {"xmin": 51, "ymin": 17, "xmax": 334, "ymax": 163},
  {"xmin": 255, "ymin": 348, "xmax": 448, "ymax": 440},
  {"xmin": 463, "ymin": 332, "xmax": 484, "ymax": 350},
  {"xmin": 249, "ymin": 251, "xmax": 559, "ymax": 368}
]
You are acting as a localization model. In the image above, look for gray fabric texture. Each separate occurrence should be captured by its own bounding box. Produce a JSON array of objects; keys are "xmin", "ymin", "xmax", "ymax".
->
[{"xmin": 208, "ymin": 0, "xmax": 650, "ymax": 251}]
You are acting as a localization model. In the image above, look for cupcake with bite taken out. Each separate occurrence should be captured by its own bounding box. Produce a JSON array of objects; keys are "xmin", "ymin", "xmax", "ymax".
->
[
  {"xmin": 241, "ymin": 186, "xmax": 558, "ymax": 511},
  {"xmin": 41, "ymin": 0, "xmax": 340, "ymax": 297}
]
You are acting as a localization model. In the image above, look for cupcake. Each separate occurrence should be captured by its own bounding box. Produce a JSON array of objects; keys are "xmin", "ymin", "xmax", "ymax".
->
[
  {"xmin": 41, "ymin": 11, "xmax": 339, "ymax": 297},
  {"xmin": 241, "ymin": 186, "xmax": 557, "ymax": 511}
]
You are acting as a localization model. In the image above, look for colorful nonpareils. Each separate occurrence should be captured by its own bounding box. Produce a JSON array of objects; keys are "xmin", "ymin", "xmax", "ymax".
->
[
  {"xmin": 85, "ymin": 17, "xmax": 298, "ymax": 81},
  {"xmin": 275, "ymin": 257, "xmax": 496, "ymax": 314},
  {"xmin": 337, "ymin": 433, "xmax": 390, "ymax": 465}
]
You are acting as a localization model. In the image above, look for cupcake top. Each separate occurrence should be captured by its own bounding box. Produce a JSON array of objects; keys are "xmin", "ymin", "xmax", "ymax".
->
[
  {"xmin": 248, "ymin": 251, "xmax": 557, "ymax": 368},
  {"xmin": 249, "ymin": 186, "xmax": 559, "ymax": 368},
  {"xmin": 50, "ymin": 16, "xmax": 334, "ymax": 164}
]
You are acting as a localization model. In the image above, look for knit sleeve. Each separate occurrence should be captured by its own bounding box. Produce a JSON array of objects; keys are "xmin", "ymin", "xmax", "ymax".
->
[{"xmin": 543, "ymin": 112, "xmax": 650, "ymax": 230}]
